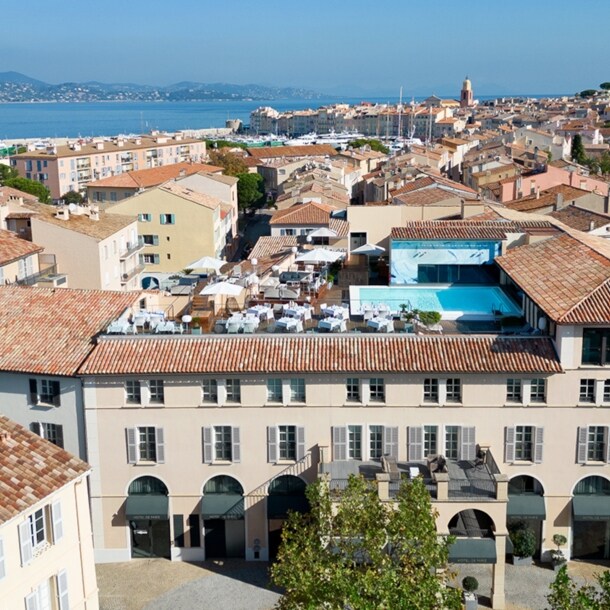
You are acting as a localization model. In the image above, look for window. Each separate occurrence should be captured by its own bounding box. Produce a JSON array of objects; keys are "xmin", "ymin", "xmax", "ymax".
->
[
  {"xmin": 446, "ymin": 378, "xmax": 461, "ymax": 403},
  {"xmin": 279, "ymin": 425, "xmax": 297, "ymax": 460},
  {"xmin": 149, "ymin": 380, "xmax": 164, "ymax": 404},
  {"xmin": 267, "ymin": 379, "xmax": 282, "ymax": 402},
  {"xmin": 290, "ymin": 378, "xmax": 305, "ymax": 403},
  {"xmin": 369, "ymin": 378, "xmax": 385, "ymax": 402},
  {"xmin": 582, "ymin": 328, "xmax": 610, "ymax": 365},
  {"xmin": 579, "ymin": 379, "xmax": 595, "ymax": 403},
  {"xmin": 514, "ymin": 426, "xmax": 533, "ymax": 461},
  {"xmin": 25, "ymin": 572, "xmax": 69, "ymax": 610},
  {"xmin": 160, "ymin": 213, "xmax": 175, "ymax": 225},
  {"xmin": 423, "ymin": 378, "xmax": 439, "ymax": 403},
  {"xmin": 346, "ymin": 378, "xmax": 360, "ymax": 402},
  {"xmin": 226, "ymin": 379, "xmax": 241, "ymax": 403},
  {"xmin": 577, "ymin": 426, "xmax": 609, "ymax": 463},
  {"xmin": 126, "ymin": 426, "xmax": 165, "ymax": 464},
  {"xmin": 604, "ymin": 380, "xmax": 610, "ymax": 403},
  {"xmin": 202, "ymin": 379, "xmax": 218, "ymax": 404},
  {"xmin": 125, "ymin": 380, "xmax": 141, "ymax": 404},
  {"xmin": 29, "ymin": 379, "xmax": 61, "ymax": 406},
  {"xmin": 424, "ymin": 425, "xmax": 438, "ymax": 456},
  {"xmin": 142, "ymin": 253, "xmax": 160, "ymax": 265},
  {"xmin": 444, "ymin": 425, "xmax": 459, "ymax": 460},
  {"xmin": 530, "ymin": 378, "xmax": 546, "ymax": 403},
  {"xmin": 19, "ymin": 501, "xmax": 62, "ymax": 567},
  {"xmin": 506, "ymin": 379, "xmax": 522, "ymax": 403},
  {"xmin": 348, "ymin": 425, "xmax": 362, "ymax": 460},
  {"xmin": 142, "ymin": 234, "xmax": 159, "ymax": 246},
  {"xmin": 30, "ymin": 422, "xmax": 64, "ymax": 449},
  {"xmin": 214, "ymin": 426, "xmax": 233, "ymax": 461},
  {"xmin": 138, "ymin": 213, "xmax": 152, "ymax": 222},
  {"xmin": 369, "ymin": 425, "xmax": 383, "ymax": 459}
]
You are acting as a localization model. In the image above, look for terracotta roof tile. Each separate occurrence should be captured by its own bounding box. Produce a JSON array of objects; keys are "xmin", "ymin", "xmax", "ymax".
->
[
  {"xmin": 392, "ymin": 187, "xmax": 461, "ymax": 207},
  {"xmin": 391, "ymin": 220, "xmax": 520, "ymax": 240},
  {"xmin": 0, "ymin": 229, "xmax": 43, "ymax": 265},
  {"xmin": 79, "ymin": 335, "xmax": 561, "ymax": 375},
  {"xmin": 246, "ymin": 145, "xmax": 338, "ymax": 160},
  {"xmin": 549, "ymin": 206, "xmax": 610, "ymax": 232},
  {"xmin": 505, "ymin": 185, "xmax": 592, "ymax": 212},
  {"xmin": 270, "ymin": 201, "xmax": 337, "ymax": 225},
  {"xmin": 248, "ymin": 236, "xmax": 298, "ymax": 260},
  {"xmin": 0, "ymin": 415, "xmax": 90, "ymax": 525},
  {"xmin": 0, "ymin": 286, "xmax": 139, "ymax": 375}
]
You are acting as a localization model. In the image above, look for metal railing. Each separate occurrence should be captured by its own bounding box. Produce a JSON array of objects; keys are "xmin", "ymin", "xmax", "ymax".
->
[
  {"xmin": 448, "ymin": 477, "xmax": 496, "ymax": 501},
  {"xmin": 120, "ymin": 264, "xmax": 145, "ymax": 284},
  {"xmin": 15, "ymin": 265, "xmax": 58, "ymax": 286},
  {"xmin": 120, "ymin": 241, "xmax": 144, "ymax": 260}
]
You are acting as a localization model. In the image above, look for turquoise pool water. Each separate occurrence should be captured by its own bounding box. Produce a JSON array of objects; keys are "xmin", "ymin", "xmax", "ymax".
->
[{"xmin": 350, "ymin": 285, "xmax": 521, "ymax": 320}]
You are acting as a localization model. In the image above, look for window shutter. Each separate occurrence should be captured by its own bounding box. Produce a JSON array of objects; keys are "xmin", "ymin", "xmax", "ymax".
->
[
  {"xmin": 51, "ymin": 500, "xmax": 63, "ymax": 543},
  {"xmin": 0, "ymin": 537, "xmax": 5, "ymax": 580},
  {"xmin": 25, "ymin": 592, "xmax": 39, "ymax": 610},
  {"xmin": 534, "ymin": 427, "xmax": 544, "ymax": 463},
  {"xmin": 505, "ymin": 426, "xmax": 515, "ymax": 463},
  {"xmin": 202, "ymin": 427, "xmax": 213, "ymax": 463},
  {"xmin": 160, "ymin": 214, "xmax": 166, "ymax": 225},
  {"xmin": 232, "ymin": 427, "xmax": 241, "ymax": 463},
  {"xmin": 170, "ymin": 214, "xmax": 175, "ymax": 224},
  {"xmin": 383, "ymin": 427, "xmax": 399, "ymax": 459},
  {"xmin": 51, "ymin": 381, "xmax": 61, "ymax": 406},
  {"xmin": 407, "ymin": 426, "xmax": 423, "ymax": 461},
  {"xmin": 332, "ymin": 426, "xmax": 347, "ymax": 461},
  {"xmin": 153, "ymin": 235, "xmax": 159, "ymax": 246},
  {"xmin": 56, "ymin": 569, "xmax": 69, "ymax": 610},
  {"xmin": 126, "ymin": 428, "xmax": 137, "ymax": 464},
  {"xmin": 460, "ymin": 426, "xmax": 476, "ymax": 461},
  {"xmin": 29, "ymin": 379, "xmax": 38, "ymax": 404},
  {"xmin": 155, "ymin": 428, "xmax": 165, "ymax": 463},
  {"xmin": 30, "ymin": 422, "xmax": 42, "ymax": 437},
  {"xmin": 296, "ymin": 426, "xmax": 305, "ymax": 460},
  {"xmin": 173, "ymin": 515, "xmax": 185, "ymax": 548},
  {"xmin": 56, "ymin": 425, "xmax": 64, "ymax": 450},
  {"xmin": 605, "ymin": 427, "xmax": 610, "ymax": 464},
  {"xmin": 153, "ymin": 254, "xmax": 160, "ymax": 265},
  {"xmin": 19, "ymin": 521, "xmax": 32, "ymax": 566},
  {"xmin": 267, "ymin": 426, "xmax": 278, "ymax": 463},
  {"xmin": 577, "ymin": 427, "xmax": 588, "ymax": 464}
]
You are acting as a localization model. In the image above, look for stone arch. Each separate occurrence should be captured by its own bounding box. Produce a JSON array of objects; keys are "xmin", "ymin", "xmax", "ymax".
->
[{"xmin": 126, "ymin": 475, "xmax": 169, "ymax": 496}]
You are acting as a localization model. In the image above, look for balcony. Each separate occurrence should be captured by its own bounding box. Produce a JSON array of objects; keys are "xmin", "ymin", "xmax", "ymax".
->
[
  {"xmin": 120, "ymin": 264, "xmax": 145, "ymax": 284},
  {"xmin": 15, "ymin": 264, "xmax": 61, "ymax": 286},
  {"xmin": 119, "ymin": 241, "xmax": 144, "ymax": 260}
]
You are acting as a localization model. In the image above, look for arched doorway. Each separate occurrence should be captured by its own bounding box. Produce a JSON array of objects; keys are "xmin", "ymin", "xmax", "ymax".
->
[
  {"xmin": 448, "ymin": 509, "xmax": 497, "ymax": 564},
  {"xmin": 202, "ymin": 475, "xmax": 245, "ymax": 559},
  {"xmin": 267, "ymin": 475, "xmax": 309, "ymax": 560},
  {"xmin": 572, "ymin": 476, "xmax": 610, "ymax": 559},
  {"xmin": 126, "ymin": 476, "xmax": 170, "ymax": 559},
  {"xmin": 508, "ymin": 475, "xmax": 545, "ymax": 559}
]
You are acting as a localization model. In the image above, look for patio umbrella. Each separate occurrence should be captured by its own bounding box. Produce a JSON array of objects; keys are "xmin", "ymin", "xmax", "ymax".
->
[
  {"xmin": 187, "ymin": 256, "xmax": 226, "ymax": 272},
  {"xmin": 200, "ymin": 281, "xmax": 244, "ymax": 296},
  {"xmin": 308, "ymin": 227, "xmax": 338, "ymax": 238},
  {"xmin": 351, "ymin": 243, "xmax": 386, "ymax": 256},
  {"xmin": 295, "ymin": 249, "xmax": 343, "ymax": 264}
]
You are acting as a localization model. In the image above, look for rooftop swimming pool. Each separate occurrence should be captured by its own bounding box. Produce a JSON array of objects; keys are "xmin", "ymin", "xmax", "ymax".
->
[{"xmin": 350, "ymin": 285, "xmax": 521, "ymax": 320}]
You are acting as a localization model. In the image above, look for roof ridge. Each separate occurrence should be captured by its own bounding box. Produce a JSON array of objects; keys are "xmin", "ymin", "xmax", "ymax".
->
[{"xmin": 559, "ymin": 275, "xmax": 610, "ymax": 322}]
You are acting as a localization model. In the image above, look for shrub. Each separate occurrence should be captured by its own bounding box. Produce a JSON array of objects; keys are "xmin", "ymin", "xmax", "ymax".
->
[
  {"xmin": 462, "ymin": 576, "xmax": 479, "ymax": 592},
  {"xmin": 509, "ymin": 522, "xmax": 536, "ymax": 558},
  {"xmin": 418, "ymin": 310, "xmax": 441, "ymax": 326}
]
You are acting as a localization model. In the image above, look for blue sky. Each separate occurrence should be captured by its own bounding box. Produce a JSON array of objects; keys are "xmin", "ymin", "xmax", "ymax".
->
[{"xmin": 2, "ymin": 0, "xmax": 608, "ymax": 96}]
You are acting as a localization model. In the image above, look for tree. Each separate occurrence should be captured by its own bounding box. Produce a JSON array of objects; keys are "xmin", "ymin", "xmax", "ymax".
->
[
  {"xmin": 271, "ymin": 475, "xmax": 461, "ymax": 610},
  {"xmin": 546, "ymin": 565, "xmax": 610, "ymax": 610},
  {"xmin": 205, "ymin": 139, "xmax": 247, "ymax": 150},
  {"xmin": 599, "ymin": 82, "xmax": 610, "ymax": 91},
  {"xmin": 579, "ymin": 89, "xmax": 597, "ymax": 98},
  {"xmin": 60, "ymin": 190, "xmax": 83, "ymax": 204},
  {"xmin": 0, "ymin": 164, "xmax": 18, "ymax": 182},
  {"xmin": 348, "ymin": 138, "xmax": 390, "ymax": 154},
  {"xmin": 236, "ymin": 172, "xmax": 264, "ymax": 212},
  {"xmin": 207, "ymin": 149, "xmax": 248, "ymax": 177},
  {"xmin": 571, "ymin": 134, "xmax": 587, "ymax": 165},
  {"xmin": 2, "ymin": 176, "xmax": 50, "ymax": 203}
]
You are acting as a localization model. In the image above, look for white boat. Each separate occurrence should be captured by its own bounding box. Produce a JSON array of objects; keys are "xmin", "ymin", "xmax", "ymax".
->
[{"xmin": 286, "ymin": 131, "xmax": 365, "ymax": 149}]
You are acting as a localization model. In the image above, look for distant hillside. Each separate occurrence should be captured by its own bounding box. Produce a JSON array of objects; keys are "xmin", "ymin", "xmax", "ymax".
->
[{"xmin": 0, "ymin": 72, "xmax": 324, "ymax": 102}]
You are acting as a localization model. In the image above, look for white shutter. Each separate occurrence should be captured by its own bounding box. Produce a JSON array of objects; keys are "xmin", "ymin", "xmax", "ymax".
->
[
  {"xmin": 534, "ymin": 427, "xmax": 544, "ymax": 464},
  {"xmin": 505, "ymin": 426, "xmax": 515, "ymax": 463},
  {"xmin": 383, "ymin": 427, "xmax": 399, "ymax": 459},
  {"xmin": 232, "ymin": 427, "xmax": 241, "ymax": 463},
  {"xmin": 460, "ymin": 426, "xmax": 476, "ymax": 461},
  {"xmin": 155, "ymin": 428, "xmax": 165, "ymax": 463},
  {"xmin": 577, "ymin": 427, "xmax": 588, "ymax": 464},
  {"xmin": 296, "ymin": 426, "xmax": 305, "ymax": 460},
  {"xmin": 203, "ymin": 427, "xmax": 213, "ymax": 463},
  {"xmin": 25, "ymin": 592, "xmax": 39, "ymax": 610},
  {"xmin": 407, "ymin": 426, "xmax": 423, "ymax": 461},
  {"xmin": 267, "ymin": 426, "xmax": 278, "ymax": 463},
  {"xmin": 56, "ymin": 570, "xmax": 69, "ymax": 610},
  {"xmin": 126, "ymin": 428, "xmax": 137, "ymax": 464},
  {"xmin": 605, "ymin": 427, "xmax": 610, "ymax": 464},
  {"xmin": 0, "ymin": 537, "xmax": 5, "ymax": 580},
  {"xmin": 19, "ymin": 521, "xmax": 32, "ymax": 566},
  {"xmin": 332, "ymin": 426, "xmax": 347, "ymax": 461},
  {"xmin": 51, "ymin": 501, "xmax": 63, "ymax": 543}
]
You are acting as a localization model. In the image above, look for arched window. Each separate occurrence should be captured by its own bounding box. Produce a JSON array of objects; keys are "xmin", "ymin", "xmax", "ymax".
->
[
  {"xmin": 204, "ymin": 475, "xmax": 243, "ymax": 496},
  {"xmin": 128, "ymin": 476, "xmax": 168, "ymax": 496},
  {"xmin": 573, "ymin": 476, "xmax": 610, "ymax": 495}
]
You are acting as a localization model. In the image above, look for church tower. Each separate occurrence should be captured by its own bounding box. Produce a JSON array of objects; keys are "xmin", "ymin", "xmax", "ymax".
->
[{"xmin": 460, "ymin": 76, "xmax": 473, "ymax": 108}]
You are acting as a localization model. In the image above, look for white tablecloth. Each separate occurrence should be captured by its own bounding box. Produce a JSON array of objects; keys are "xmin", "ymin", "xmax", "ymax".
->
[
  {"xmin": 247, "ymin": 305, "xmax": 274, "ymax": 321},
  {"xmin": 318, "ymin": 317, "xmax": 346, "ymax": 332},
  {"xmin": 276, "ymin": 317, "xmax": 301, "ymax": 332},
  {"xmin": 367, "ymin": 317, "xmax": 394, "ymax": 332}
]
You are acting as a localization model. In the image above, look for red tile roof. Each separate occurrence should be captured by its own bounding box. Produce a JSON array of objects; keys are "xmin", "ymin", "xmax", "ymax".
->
[
  {"xmin": 549, "ymin": 206, "xmax": 610, "ymax": 233},
  {"xmin": 270, "ymin": 201, "xmax": 337, "ymax": 225},
  {"xmin": 0, "ymin": 414, "xmax": 90, "ymax": 525},
  {"xmin": 0, "ymin": 286, "xmax": 139, "ymax": 376},
  {"xmin": 390, "ymin": 220, "xmax": 548, "ymax": 241},
  {"xmin": 248, "ymin": 236, "xmax": 299, "ymax": 260},
  {"xmin": 79, "ymin": 335, "xmax": 561, "ymax": 375},
  {"xmin": 0, "ymin": 229, "xmax": 43, "ymax": 266},
  {"xmin": 505, "ymin": 185, "xmax": 592, "ymax": 212},
  {"xmin": 246, "ymin": 145, "xmax": 338, "ymax": 160}
]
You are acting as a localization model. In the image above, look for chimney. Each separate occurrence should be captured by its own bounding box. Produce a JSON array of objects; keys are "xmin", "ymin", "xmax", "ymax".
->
[
  {"xmin": 536, "ymin": 187, "xmax": 540, "ymax": 199},
  {"xmin": 96, "ymin": 141, "xmax": 104, "ymax": 150},
  {"xmin": 590, "ymin": 220, "xmax": 596, "ymax": 232},
  {"xmin": 179, "ymin": 169, "xmax": 186, "ymax": 178},
  {"xmin": 556, "ymin": 192, "xmax": 564, "ymax": 208}
]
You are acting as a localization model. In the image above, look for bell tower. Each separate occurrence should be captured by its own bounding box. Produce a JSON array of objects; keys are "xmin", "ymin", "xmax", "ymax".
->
[{"xmin": 460, "ymin": 76, "xmax": 473, "ymax": 108}]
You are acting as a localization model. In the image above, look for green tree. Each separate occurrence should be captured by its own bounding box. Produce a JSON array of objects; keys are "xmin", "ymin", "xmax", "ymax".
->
[
  {"xmin": 546, "ymin": 565, "xmax": 610, "ymax": 610},
  {"xmin": 205, "ymin": 139, "xmax": 247, "ymax": 150},
  {"xmin": 271, "ymin": 475, "xmax": 461, "ymax": 610},
  {"xmin": 236, "ymin": 172, "xmax": 264, "ymax": 212},
  {"xmin": 348, "ymin": 138, "xmax": 390, "ymax": 154},
  {"xmin": 207, "ymin": 149, "xmax": 248, "ymax": 176},
  {"xmin": 579, "ymin": 89, "xmax": 597, "ymax": 98},
  {"xmin": 571, "ymin": 134, "xmax": 587, "ymax": 165},
  {"xmin": 2, "ymin": 176, "xmax": 50, "ymax": 203},
  {"xmin": 60, "ymin": 190, "xmax": 84, "ymax": 204},
  {"xmin": 0, "ymin": 164, "xmax": 19, "ymax": 182},
  {"xmin": 599, "ymin": 82, "xmax": 610, "ymax": 91}
]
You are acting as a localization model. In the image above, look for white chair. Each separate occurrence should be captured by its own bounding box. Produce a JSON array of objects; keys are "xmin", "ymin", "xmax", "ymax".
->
[
  {"xmin": 386, "ymin": 320, "xmax": 395, "ymax": 333},
  {"xmin": 243, "ymin": 321, "xmax": 257, "ymax": 334},
  {"xmin": 227, "ymin": 321, "xmax": 241, "ymax": 334},
  {"xmin": 319, "ymin": 303, "xmax": 327, "ymax": 312},
  {"xmin": 295, "ymin": 320, "xmax": 304, "ymax": 333}
]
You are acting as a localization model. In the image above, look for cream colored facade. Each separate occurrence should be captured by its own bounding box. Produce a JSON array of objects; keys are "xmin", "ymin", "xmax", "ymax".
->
[
  {"xmin": 0, "ymin": 251, "xmax": 40, "ymax": 285},
  {"xmin": 0, "ymin": 473, "xmax": 98, "ymax": 610}
]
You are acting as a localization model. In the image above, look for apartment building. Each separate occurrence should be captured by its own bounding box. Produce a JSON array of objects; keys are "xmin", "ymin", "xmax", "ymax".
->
[
  {"xmin": 0, "ymin": 414, "xmax": 98, "ymax": 610},
  {"xmin": 11, "ymin": 133, "xmax": 206, "ymax": 200},
  {"xmin": 0, "ymin": 228, "xmax": 43, "ymax": 285}
]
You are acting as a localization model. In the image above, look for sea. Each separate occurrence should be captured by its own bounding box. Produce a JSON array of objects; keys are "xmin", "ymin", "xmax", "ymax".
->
[{"xmin": 0, "ymin": 94, "xmax": 567, "ymax": 141}]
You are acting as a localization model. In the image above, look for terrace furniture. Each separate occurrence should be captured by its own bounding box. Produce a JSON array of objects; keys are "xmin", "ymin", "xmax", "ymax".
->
[
  {"xmin": 318, "ymin": 317, "xmax": 346, "ymax": 332},
  {"xmin": 381, "ymin": 455, "xmax": 401, "ymax": 481},
  {"xmin": 247, "ymin": 304, "xmax": 274, "ymax": 321},
  {"xmin": 155, "ymin": 321, "xmax": 182, "ymax": 334},
  {"xmin": 367, "ymin": 317, "xmax": 394, "ymax": 333},
  {"xmin": 276, "ymin": 317, "xmax": 298, "ymax": 332},
  {"xmin": 107, "ymin": 320, "xmax": 132, "ymax": 334},
  {"xmin": 409, "ymin": 467, "xmax": 420, "ymax": 479},
  {"xmin": 322, "ymin": 305, "xmax": 349, "ymax": 319},
  {"xmin": 226, "ymin": 320, "xmax": 241, "ymax": 334},
  {"xmin": 284, "ymin": 305, "xmax": 312, "ymax": 321},
  {"xmin": 243, "ymin": 320, "xmax": 257, "ymax": 334}
]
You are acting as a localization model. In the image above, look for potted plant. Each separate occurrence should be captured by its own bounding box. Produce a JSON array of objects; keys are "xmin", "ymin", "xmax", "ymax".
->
[
  {"xmin": 509, "ymin": 521, "xmax": 536, "ymax": 565},
  {"xmin": 462, "ymin": 576, "xmax": 479, "ymax": 610},
  {"xmin": 191, "ymin": 317, "xmax": 203, "ymax": 335},
  {"xmin": 550, "ymin": 534, "xmax": 567, "ymax": 571}
]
